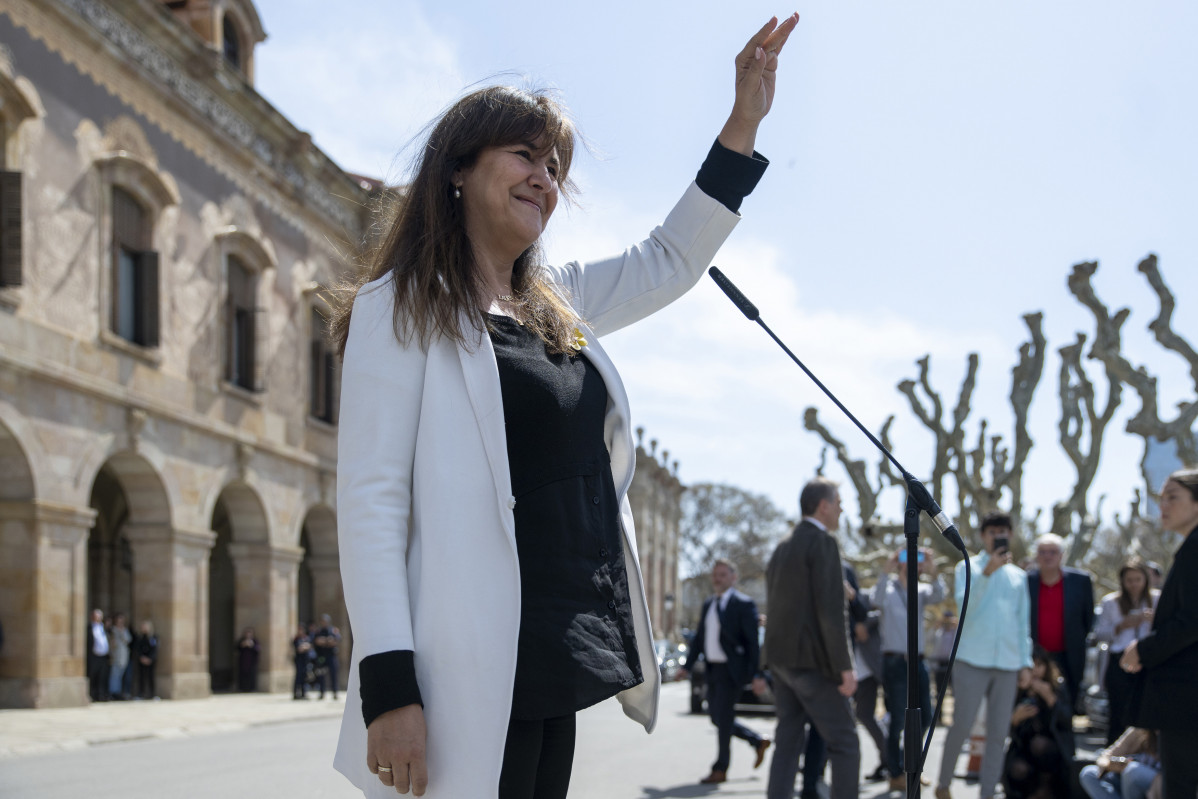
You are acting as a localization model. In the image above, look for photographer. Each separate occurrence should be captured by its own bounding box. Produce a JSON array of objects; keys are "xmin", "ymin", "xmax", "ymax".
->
[
  {"xmin": 1002, "ymin": 647, "xmax": 1075, "ymax": 799},
  {"xmin": 933, "ymin": 511, "xmax": 1033, "ymax": 799}
]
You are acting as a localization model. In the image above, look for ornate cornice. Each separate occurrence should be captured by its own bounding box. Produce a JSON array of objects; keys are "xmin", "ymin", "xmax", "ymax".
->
[{"xmin": 2, "ymin": 0, "xmax": 364, "ymax": 245}]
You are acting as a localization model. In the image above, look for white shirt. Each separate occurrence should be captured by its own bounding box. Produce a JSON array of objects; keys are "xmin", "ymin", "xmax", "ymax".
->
[
  {"xmin": 91, "ymin": 622, "xmax": 109, "ymax": 656},
  {"xmin": 1095, "ymin": 590, "xmax": 1159, "ymax": 652},
  {"xmin": 704, "ymin": 590, "xmax": 732, "ymax": 663}
]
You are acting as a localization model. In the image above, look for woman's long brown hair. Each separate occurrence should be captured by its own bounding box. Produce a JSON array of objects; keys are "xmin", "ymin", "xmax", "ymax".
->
[
  {"xmin": 1116, "ymin": 557, "xmax": 1153, "ymax": 617},
  {"xmin": 331, "ymin": 86, "xmax": 583, "ymax": 357}
]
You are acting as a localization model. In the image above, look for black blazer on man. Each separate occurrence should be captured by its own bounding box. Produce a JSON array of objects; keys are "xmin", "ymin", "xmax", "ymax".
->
[
  {"xmin": 1027, "ymin": 566, "xmax": 1094, "ymax": 698},
  {"xmin": 685, "ymin": 589, "xmax": 761, "ymax": 688},
  {"xmin": 1135, "ymin": 528, "xmax": 1198, "ymax": 731}
]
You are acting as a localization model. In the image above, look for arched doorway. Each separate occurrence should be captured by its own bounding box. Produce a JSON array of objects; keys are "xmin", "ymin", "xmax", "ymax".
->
[
  {"xmin": 208, "ymin": 499, "xmax": 235, "ymax": 692},
  {"xmin": 81, "ymin": 451, "xmax": 172, "ymax": 701},
  {"xmin": 297, "ymin": 506, "xmax": 346, "ymax": 691},
  {"xmin": 0, "ymin": 417, "xmax": 41, "ymax": 707},
  {"xmin": 297, "ymin": 526, "xmax": 314, "ymax": 629},
  {"xmin": 87, "ymin": 466, "xmax": 135, "ymax": 630},
  {"xmin": 208, "ymin": 482, "xmax": 269, "ymax": 693}
]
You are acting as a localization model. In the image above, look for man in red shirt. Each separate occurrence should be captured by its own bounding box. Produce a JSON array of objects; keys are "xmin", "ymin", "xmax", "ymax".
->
[{"xmin": 1027, "ymin": 533, "xmax": 1094, "ymax": 708}]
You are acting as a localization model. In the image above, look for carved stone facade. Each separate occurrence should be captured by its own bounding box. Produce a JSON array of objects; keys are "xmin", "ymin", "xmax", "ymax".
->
[
  {"xmin": 627, "ymin": 428, "xmax": 684, "ymax": 641},
  {"xmin": 0, "ymin": 0, "xmax": 688, "ymax": 709},
  {"xmin": 0, "ymin": 0, "xmax": 366, "ymax": 708}
]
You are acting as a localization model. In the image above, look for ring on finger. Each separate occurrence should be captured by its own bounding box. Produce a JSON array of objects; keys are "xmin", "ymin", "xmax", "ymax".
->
[{"xmin": 377, "ymin": 766, "xmax": 393, "ymax": 774}]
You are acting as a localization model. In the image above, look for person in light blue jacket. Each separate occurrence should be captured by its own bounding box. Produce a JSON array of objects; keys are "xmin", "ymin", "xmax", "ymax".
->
[{"xmin": 934, "ymin": 511, "xmax": 1033, "ymax": 799}]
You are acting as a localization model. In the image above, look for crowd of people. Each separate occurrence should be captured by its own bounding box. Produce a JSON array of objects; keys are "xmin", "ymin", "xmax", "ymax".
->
[
  {"xmin": 682, "ymin": 468, "xmax": 1198, "ymax": 799},
  {"xmin": 292, "ymin": 614, "xmax": 342, "ymax": 700},
  {"xmin": 85, "ymin": 610, "xmax": 158, "ymax": 702},
  {"xmin": 85, "ymin": 611, "xmax": 342, "ymax": 702}
]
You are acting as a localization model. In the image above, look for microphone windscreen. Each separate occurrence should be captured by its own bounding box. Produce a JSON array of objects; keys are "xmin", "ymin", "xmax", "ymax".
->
[{"xmin": 709, "ymin": 267, "xmax": 760, "ymax": 321}]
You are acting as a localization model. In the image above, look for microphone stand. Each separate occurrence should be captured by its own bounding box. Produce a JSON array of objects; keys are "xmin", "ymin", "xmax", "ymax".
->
[{"xmin": 708, "ymin": 266, "xmax": 972, "ymax": 799}]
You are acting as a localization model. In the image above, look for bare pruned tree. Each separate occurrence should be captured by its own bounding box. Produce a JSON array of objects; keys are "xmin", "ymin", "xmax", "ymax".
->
[
  {"xmin": 803, "ymin": 407, "xmax": 899, "ymax": 534},
  {"xmin": 1052, "ymin": 331, "xmax": 1123, "ymax": 565},
  {"xmin": 897, "ymin": 313, "xmax": 1046, "ymax": 547},
  {"xmin": 1068, "ymin": 255, "xmax": 1198, "ymax": 487}
]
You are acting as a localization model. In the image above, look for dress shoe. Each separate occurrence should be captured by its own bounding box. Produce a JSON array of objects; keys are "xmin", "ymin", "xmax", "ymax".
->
[
  {"xmin": 889, "ymin": 776, "xmax": 906, "ymax": 792},
  {"xmin": 753, "ymin": 738, "xmax": 772, "ymax": 769},
  {"xmin": 934, "ymin": 787, "xmax": 953, "ymax": 799},
  {"xmin": 866, "ymin": 764, "xmax": 889, "ymax": 782},
  {"xmin": 699, "ymin": 770, "xmax": 727, "ymax": 784}
]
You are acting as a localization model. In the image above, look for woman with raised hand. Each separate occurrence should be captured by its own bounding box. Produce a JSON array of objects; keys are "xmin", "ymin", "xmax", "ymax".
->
[
  {"xmin": 331, "ymin": 14, "xmax": 799, "ymax": 799},
  {"xmin": 1119, "ymin": 468, "xmax": 1198, "ymax": 799}
]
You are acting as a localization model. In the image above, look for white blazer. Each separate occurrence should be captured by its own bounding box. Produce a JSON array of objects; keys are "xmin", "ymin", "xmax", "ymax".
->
[{"xmin": 333, "ymin": 182, "xmax": 742, "ymax": 798}]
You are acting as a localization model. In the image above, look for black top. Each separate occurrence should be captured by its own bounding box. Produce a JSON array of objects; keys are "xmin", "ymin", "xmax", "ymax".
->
[
  {"xmin": 488, "ymin": 313, "xmax": 642, "ymax": 719},
  {"xmin": 356, "ymin": 140, "xmax": 768, "ymax": 729}
]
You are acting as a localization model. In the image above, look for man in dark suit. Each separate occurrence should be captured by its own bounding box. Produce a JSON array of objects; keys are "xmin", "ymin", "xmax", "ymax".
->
[
  {"xmin": 1027, "ymin": 533, "xmax": 1094, "ymax": 708},
  {"xmin": 764, "ymin": 478, "xmax": 860, "ymax": 799},
  {"xmin": 682, "ymin": 558, "xmax": 770, "ymax": 784}
]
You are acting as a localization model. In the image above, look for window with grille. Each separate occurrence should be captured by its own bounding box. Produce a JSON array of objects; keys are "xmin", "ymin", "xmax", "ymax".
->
[
  {"xmin": 222, "ymin": 16, "xmax": 241, "ymax": 71},
  {"xmin": 309, "ymin": 307, "xmax": 337, "ymax": 423},
  {"xmin": 225, "ymin": 255, "xmax": 260, "ymax": 391},
  {"xmin": 0, "ymin": 169, "xmax": 20, "ymax": 288},
  {"xmin": 110, "ymin": 187, "xmax": 159, "ymax": 346}
]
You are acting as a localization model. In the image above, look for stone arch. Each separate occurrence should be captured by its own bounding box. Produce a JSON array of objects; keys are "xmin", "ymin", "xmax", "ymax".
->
[
  {"xmin": 83, "ymin": 450, "xmax": 172, "ymax": 700},
  {"xmin": 0, "ymin": 415, "xmax": 40, "ymax": 707},
  {"xmin": 297, "ymin": 503, "xmax": 346, "ymax": 691},
  {"xmin": 208, "ymin": 480, "xmax": 269, "ymax": 692}
]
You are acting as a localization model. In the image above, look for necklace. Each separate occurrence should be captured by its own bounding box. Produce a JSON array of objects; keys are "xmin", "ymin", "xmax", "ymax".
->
[{"xmin": 497, "ymin": 294, "xmax": 516, "ymax": 302}]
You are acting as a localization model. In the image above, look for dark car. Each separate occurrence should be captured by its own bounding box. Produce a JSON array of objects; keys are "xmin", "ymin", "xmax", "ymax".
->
[
  {"xmin": 655, "ymin": 639, "xmax": 687, "ymax": 683},
  {"xmin": 1081, "ymin": 607, "xmax": 1110, "ymax": 735},
  {"xmin": 685, "ymin": 629, "xmax": 775, "ymax": 715}
]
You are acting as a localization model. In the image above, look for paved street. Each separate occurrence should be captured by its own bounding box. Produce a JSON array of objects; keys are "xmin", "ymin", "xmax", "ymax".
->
[{"xmin": 0, "ymin": 681, "xmax": 1102, "ymax": 798}]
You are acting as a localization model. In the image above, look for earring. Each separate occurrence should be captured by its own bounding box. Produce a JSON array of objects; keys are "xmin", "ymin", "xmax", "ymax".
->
[{"xmin": 453, "ymin": 186, "xmax": 461, "ymax": 199}]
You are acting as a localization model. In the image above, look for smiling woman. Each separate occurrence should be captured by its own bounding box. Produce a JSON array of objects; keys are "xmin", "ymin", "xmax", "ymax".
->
[{"xmin": 329, "ymin": 13, "xmax": 799, "ymax": 799}]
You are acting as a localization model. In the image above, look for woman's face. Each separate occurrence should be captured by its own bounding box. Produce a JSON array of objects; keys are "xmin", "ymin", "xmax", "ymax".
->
[
  {"xmin": 455, "ymin": 139, "xmax": 560, "ymax": 267},
  {"xmin": 1159, "ymin": 479, "xmax": 1198, "ymax": 534},
  {"xmin": 1121, "ymin": 568, "xmax": 1147, "ymax": 599},
  {"xmin": 1032, "ymin": 660, "xmax": 1047, "ymax": 680}
]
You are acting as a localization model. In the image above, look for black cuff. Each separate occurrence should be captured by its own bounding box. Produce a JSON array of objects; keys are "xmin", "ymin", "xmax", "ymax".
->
[
  {"xmin": 695, "ymin": 139, "xmax": 769, "ymax": 213},
  {"xmin": 360, "ymin": 650, "xmax": 423, "ymax": 728}
]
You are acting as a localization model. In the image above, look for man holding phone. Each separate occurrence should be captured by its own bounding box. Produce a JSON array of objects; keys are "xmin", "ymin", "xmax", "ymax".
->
[{"xmin": 934, "ymin": 511, "xmax": 1032, "ymax": 799}]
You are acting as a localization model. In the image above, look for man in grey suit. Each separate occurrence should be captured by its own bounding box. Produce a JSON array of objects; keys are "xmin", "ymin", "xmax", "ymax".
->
[{"xmin": 764, "ymin": 477, "xmax": 860, "ymax": 799}]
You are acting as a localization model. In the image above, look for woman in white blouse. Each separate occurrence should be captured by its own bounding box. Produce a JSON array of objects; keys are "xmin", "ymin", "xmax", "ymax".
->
[{"xmin": 1095, "ymin": 558, "xmax": 1158, "ymax": 744}]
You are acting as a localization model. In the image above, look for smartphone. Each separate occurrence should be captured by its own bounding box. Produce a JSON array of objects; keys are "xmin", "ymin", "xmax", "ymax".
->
[
  {"xmin": 898, "ymin": 551, "xmax": 926, "ymax": 563},
  {"xmin": 992, "ymin": 535, "xmax": 1009, "ymax": 553}
]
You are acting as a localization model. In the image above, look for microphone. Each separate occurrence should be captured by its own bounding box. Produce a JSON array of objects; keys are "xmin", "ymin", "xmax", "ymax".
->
[
  {"xmin": 709, "ymin": 266, "xmax": 759, "ymax": 321},
  {"xmin": 706, "ymin": 265, "xmax": 967, "ymax": 554},
  {"xmin": 903, "ymin": 475, "xmax": 966, "ymax": 553}
]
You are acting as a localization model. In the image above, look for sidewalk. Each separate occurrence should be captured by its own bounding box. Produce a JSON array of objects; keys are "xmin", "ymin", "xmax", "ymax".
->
[{"xmin": 0, "ymin": 693, "xmax": 346, "ymax": 759}]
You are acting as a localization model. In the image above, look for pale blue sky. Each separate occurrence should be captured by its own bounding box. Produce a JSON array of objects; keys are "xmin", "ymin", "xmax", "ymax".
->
[{"xmin": 253, "ymin": 0, "xmax": 1198, "ymax": 536}]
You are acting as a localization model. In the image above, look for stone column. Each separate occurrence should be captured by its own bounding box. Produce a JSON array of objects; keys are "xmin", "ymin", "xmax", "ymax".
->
[
  {"xmin": 0, "ymin": 500, "xmax": 95, "ymax": 708},
  {"xmin": 307, "ymin": 554, "xmax": 348, "ymax": 690},
  {"xmin": 124, "ymin": 524, "xmax": 216, "ymax": 699},
  {"xmin": 228, "ymin": 542, "xmax": 304, "ymax": 694}
]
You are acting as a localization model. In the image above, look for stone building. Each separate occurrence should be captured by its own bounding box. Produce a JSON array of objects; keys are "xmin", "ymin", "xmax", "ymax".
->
[
  {"xmin": 0, "ymin": 0, "xmax": 367, "ymax": 708},
  {"xmin": 628, "ymin": 428, "xmax": 683, "ymax": 641},
  {"xmin": 0, "ymin": 0, "xmax": 686, "ymax": 710}
]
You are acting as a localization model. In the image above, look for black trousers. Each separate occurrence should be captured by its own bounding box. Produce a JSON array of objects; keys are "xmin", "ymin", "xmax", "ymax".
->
[
  {"xmin": 87, "ymin": 653, "xmax": 110, "ymax": 701},
  {"xmin": 135, "ymin": 661, "xmax": 155, "ymax": 698},
  {"xmin": 317, "ymin": 652, "xmax": 339, "ymax": 697},
  {"xmin": 707, "ymin": 662, "xmax": 763, "ymax": 771},
  {"xmin": 1159, "ymin": 728, "xmax": 1198, "ymax": 799},
  {"xmin": 1103, "ymin": 650, "xmax": 1135, "ymax": 745},
  {"xmin": 498, "ymin": 713, "xmax": 576, "ymax": 799}
]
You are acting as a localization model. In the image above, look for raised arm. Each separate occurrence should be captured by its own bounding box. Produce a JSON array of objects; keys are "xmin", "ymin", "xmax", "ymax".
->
[{"xmin": 719, "ymin": 13, "xmax": 801, "ymax": 156}]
